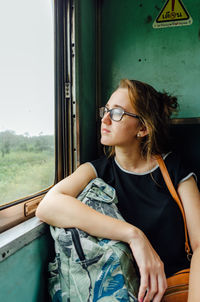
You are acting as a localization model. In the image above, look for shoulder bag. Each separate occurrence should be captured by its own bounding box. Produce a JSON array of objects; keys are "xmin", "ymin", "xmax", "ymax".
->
[{"xmin": 156, "ymin": 155, "xmax": 191, "ymax": 302}]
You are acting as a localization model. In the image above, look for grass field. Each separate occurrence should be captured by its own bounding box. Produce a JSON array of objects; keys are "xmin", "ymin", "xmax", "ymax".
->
[{"xmin": 0, "ymin": 150, "xmax": 54, "ymax": 205}]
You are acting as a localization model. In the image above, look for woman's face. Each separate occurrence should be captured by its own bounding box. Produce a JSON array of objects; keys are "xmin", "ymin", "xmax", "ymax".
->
[{"xmin": 100, "ymin": 88, "xmax": 141, "ymax": 148}]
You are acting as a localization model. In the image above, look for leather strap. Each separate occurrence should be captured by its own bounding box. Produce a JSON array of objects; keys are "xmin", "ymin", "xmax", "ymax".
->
[{"xmin": 156, "ymin": 155, "xmax": 191, "ymax": 259}]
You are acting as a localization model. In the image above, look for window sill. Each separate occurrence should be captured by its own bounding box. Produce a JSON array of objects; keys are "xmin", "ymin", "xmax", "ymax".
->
[{"xmin": 0, "ymin": 217, "xmax": 48, "ymax": 262}]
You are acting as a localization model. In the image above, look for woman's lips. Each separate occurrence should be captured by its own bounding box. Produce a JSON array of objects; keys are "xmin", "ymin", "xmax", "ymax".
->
[{"xmin": 101, "ymin": 128, "xmax": 111, "ymax": 133}]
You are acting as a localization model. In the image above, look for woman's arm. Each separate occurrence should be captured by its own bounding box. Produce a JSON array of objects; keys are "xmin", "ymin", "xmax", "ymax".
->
[
  {"xmin": 36, "ymin": 162, "xmax": 167, "ymax": 302},
  {"xmin": 178, "ymin": 176, "xmax": 200, "ymax": 302},
  {"xmin": 36, "ymin": 162, "xmax": 139, "ymax": 240},
  {"xmin": 36, "ymin": 163, "xmax": 133, "ymax": 237},
  {"xmin": 36, "ymin": 163, "xmax": 96, "ymax": 228}
]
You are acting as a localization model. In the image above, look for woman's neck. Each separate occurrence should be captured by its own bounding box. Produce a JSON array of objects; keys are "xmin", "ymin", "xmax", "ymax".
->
[{"xmin": 115, "ymin": 147, "xmax": 157, "ymax": 174}]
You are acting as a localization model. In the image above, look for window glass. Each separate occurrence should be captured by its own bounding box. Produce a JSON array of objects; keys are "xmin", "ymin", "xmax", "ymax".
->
[{"xmin": 0, "ymin": 0, "xmax": 54, "ymax": 205}]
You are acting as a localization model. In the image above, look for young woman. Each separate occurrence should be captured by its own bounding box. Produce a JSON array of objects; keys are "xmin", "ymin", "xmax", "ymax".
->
[{"xmin": 36, "ymin": 79, "xmax": 200, "ymax": 302}]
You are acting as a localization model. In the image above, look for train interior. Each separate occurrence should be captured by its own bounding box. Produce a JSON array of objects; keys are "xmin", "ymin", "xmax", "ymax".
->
[{"xmin": 0, "ymin": 0, "xmax": 200, "ymax": 301}]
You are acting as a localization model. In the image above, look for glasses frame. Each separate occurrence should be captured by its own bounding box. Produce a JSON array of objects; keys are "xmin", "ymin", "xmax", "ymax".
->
[{"xmin": 99, "ymin": 106, "xmax": 140, "ymax": 122}]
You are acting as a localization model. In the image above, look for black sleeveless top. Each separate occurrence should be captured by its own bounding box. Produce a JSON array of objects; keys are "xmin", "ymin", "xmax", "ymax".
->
[{"xmin": 90, "ymin": 152, "xmax": 195, "ymax": 277}]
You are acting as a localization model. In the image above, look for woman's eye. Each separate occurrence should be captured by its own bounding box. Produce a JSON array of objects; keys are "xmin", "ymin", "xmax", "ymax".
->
[{"xmin": 114, "ymin": 108, "xmax": 122, "ymax": 115}]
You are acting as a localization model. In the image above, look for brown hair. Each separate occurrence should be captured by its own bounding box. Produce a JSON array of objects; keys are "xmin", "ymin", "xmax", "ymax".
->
[{"xmin": 107, "ymin": 79, "xmax": 178, "ymax": 159}]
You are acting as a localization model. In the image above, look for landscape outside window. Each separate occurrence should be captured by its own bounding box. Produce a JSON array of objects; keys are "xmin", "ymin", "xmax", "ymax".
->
[{"xmin": 0, "ymin": 0, "xmax": 54, "ymax": 205}]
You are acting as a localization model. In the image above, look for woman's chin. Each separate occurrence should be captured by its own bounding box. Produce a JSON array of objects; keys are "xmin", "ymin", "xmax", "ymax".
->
[{"xmin": 100, "ymin": 138, "xmax": 112, "ymax": 146}]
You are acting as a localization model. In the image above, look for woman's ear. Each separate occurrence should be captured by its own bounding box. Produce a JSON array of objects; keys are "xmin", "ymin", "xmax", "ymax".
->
[{"xmin": 137, "ymin": 125, "xmax": 148, "ymax": 138}]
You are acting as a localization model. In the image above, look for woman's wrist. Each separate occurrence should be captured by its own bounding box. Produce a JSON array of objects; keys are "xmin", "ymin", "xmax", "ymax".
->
[{"xmin": 124, "ymin": 224, "xmax": 141, "ymax": 245}]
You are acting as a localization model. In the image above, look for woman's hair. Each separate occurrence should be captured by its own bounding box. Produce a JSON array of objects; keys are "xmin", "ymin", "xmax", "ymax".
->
[{"xmin": 107, "ymin": 79, "xmax": 178, "ymax": 159}]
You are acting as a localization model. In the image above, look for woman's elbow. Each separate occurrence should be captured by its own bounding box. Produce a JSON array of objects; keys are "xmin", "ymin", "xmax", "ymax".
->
[
  {"xmin": 35, "ymin": 190, "xmax": 74, "ymax": 227},
  {"xmin": 191, "ymin": 241, "xmax": 200, "ymax": 254},
  {"xmin": 35, "ymin": 199, "xmax": 48, "ymax": 222},
  {"xmin": 35, "ymin": 193, "xmax": 55, "ymax": 223}
]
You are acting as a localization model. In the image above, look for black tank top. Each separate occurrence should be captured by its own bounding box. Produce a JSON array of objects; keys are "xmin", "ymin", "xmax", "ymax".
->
[{"xmin": 90, "ymin": 152, "xmax": 195, "ymax": 277}]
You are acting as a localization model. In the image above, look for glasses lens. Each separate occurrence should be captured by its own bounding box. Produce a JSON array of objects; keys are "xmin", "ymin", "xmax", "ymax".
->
[{"xmin": 111, "ymin": 108, "xmax": 123, "ymax": 121}]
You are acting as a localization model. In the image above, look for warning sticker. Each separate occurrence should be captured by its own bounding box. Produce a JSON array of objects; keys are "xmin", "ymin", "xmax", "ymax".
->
[{"xmin": 153, "ymin": 0, "xmax": 193, "ymax": 28}]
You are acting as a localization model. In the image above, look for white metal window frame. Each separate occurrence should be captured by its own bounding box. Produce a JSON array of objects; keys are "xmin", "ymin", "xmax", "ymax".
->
[{"xmin": 0, "ymin": 217, "xmax": 47, "ymax": 262}]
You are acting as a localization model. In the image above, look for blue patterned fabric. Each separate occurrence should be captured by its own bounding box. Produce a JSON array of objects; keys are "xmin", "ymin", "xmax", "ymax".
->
[{"xmin": 48, "ymin": 178, "xmax": 139, "ymax": 301}]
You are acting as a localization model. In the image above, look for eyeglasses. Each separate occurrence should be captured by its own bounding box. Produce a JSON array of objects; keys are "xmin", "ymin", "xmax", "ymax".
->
[{"xmin": 99, "ymin": 106, "xmax": 140, "ymax": 122}]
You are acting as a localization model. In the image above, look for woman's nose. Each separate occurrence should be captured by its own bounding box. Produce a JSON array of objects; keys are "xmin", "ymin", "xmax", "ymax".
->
[{"xmin": 101, "ymin": 112, "xmax": 112, "ymax": 124}]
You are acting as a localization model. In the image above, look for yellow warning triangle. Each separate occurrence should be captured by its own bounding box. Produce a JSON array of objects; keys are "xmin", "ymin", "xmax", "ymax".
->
[{"xmin": 156, "ymin": 0, "xmax": 189, "ymax": 22}]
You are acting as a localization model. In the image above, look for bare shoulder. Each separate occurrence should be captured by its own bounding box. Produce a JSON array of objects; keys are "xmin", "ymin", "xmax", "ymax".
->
[
  {"xmin": 178, "ymin": 176, "xmax": 200, "ymax": 250},
  {"xmin": 178, "ymin": 176, "xmax": 200, "ymax": 212},
  {"xmin": 178, "ymin": 175, "xmax": 199, "ymax": 201},
  {"xmin": 52, "ymin": 162, "xmax": 97, "ymax": 197}
]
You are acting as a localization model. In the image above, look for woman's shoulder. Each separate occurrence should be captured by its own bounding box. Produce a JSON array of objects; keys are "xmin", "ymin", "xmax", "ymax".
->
[
  {"xmin": 89, "ymin": 155, "xmax": 114, "ymax": 183},
  {"xmin": 164, "ymin": 151, "xmax": 189, "ymax": 172},
  {"xmin": 90, "ymin": 155, "xmax": 111, "ymax": 164},
  {"xmin": 164, "ymin": 151, "xmax": 180, "ymax": 165},
  {"xmin": 90, "ymin": 154, "xmax": 111, "ymax": 165},
  {"xmin": 90, "ymin": 155, "xmax": 113, "ymax": 172},
  {"xmin": 163, "ymin": 151, "xmax": 196, "ymax": 187}
]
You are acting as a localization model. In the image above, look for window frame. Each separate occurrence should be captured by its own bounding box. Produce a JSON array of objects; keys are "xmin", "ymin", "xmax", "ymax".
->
[{"xmin": 0, "ymin": 0, "xmax": 77, "ymax": 233}]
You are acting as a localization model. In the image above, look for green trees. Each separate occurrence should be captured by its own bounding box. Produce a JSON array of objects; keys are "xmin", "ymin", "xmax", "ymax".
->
[
  {"xmin": 0, "ymin": 130, "xmax": 15, "ymax": 157},
  {"xmin": 0, "ymin": 130, "xmax": 54, "ymax": 156},
  {"xmin": 0, "ymin": 131, "xmax": 54, "ymax": 204}
]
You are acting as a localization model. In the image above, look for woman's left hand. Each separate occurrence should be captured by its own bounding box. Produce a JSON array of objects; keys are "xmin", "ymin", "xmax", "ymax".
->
[{"xmin": 128, "ymin": 228, "xmax": 167, "ymax": 302}]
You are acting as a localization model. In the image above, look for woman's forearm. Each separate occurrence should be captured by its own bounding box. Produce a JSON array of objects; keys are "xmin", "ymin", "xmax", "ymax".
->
[
  {"xmin": 188, "ymin": 246, "xmax": 200, "ymax": 302},
  {"xmin": 36, "ymin": 191, "xmax": 138, "ymax": 244}
]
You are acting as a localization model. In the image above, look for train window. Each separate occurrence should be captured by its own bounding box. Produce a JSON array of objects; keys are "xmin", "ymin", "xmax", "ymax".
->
[{"xmin": 0, "ymin": 0, "xmax": 54, "ymax": 207}]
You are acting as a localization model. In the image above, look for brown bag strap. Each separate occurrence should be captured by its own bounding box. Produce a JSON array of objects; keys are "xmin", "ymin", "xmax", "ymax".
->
[{"xmin": 156, "ymin": 155, "xmax": 191, "ymax": 259}]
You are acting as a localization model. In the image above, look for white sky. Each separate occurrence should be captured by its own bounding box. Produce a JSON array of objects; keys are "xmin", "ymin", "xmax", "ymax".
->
[{"xmin": 0, "ymin": 0, "xmax": 54, "ymax": 136}]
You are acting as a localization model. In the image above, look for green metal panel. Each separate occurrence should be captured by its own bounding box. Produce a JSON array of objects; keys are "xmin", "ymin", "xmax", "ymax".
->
[
  {"xmin": 100, "ymin": 0, "xmax": 200, "ymax": 118},
  {"xmin": 0, "ymin": 234, "xmax": 51, "ymax": 302},
  {"xmin": 75, "ymin": 0, "xmax": 98, "ymax": 163}
]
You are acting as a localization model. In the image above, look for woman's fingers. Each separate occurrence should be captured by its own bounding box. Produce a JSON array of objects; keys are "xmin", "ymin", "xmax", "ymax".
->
[
  {"xmin": 138, "ymin": 262, "xmax": 167, "ymax": 302},
  {"xmin": 138, "ymin": 271, "xmax": 149, "ymax": 302},
  {"xmin": 128, "ymin": 229, "xmax": 167, "ymax": 302},
  {"xmin": 145, "ymin": 275, "xmax": 158, "ymax": 302},
  {"xmin": 138, "ymin": 272, "xmax": 158, "ymax": 302},
  {"xmin": 151, "ymin": 273, "xmax": 167, "ymax": 302}
]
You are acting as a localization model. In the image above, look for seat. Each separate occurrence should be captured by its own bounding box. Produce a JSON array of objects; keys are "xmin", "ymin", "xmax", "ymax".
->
[{"xmin": 170, "ymin": 118, "xmax": 200, "ymax": 190}]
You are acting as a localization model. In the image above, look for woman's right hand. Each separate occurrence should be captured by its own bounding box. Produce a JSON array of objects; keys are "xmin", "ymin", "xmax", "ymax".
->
[{"xmin": 128, "ymin": 228, "xmax": 167, "ymax": 302}]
